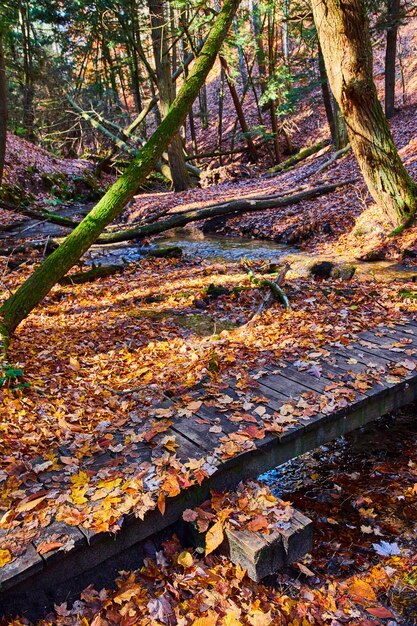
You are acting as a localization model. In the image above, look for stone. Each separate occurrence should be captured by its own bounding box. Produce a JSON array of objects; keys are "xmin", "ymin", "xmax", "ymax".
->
[{"xmin": 331, "ymin": 264, "xmax": 356, "ymax": 280}]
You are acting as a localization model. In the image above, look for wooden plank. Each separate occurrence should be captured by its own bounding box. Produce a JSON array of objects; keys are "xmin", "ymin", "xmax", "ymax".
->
[
  {"xmin": 358, "ymin": 330, "xmax": 416, "ymax": 353},
  {"xmin": 256, "ymin": 371, "xmax": 319, "ymax": 401},
  {"xmin": 0, "ymin": 539, "xmax": 43, "ymax": 592},
  {"xmin": 266, "ymin": 363, "xmax": 332, "ymax": 393},
  {"xmin": 32, "ymin": 521, "xmax": 86, "ymax": 567},
  {"xmin": 226, "ymin": 508, "xmax": 313, "ymax": 583}
]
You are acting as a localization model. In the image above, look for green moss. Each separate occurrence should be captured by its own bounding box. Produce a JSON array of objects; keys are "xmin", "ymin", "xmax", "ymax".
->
[
  {"xmin": 399, "ymin": 289, "xmax": 417, "ymax": 300},
  {"xmin": 73, "ymin": 171, "xmax": 105, "ymax": 201},
  {"xmin": 128, "ymin": 307, "xmax": 235, "ymax": 337},
  {"xmin": 0, "ymin": 183, "xmax": 32, "ymax": 205},
  {"xmin": 40, "ymin": 172, "xmax": 73, "ymax": 200}
]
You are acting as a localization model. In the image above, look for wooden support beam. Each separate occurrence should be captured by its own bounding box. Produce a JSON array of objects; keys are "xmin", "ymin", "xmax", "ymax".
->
[{"xmin": 226, "ymin": 509, "xmax": 313, "ymax": 581}]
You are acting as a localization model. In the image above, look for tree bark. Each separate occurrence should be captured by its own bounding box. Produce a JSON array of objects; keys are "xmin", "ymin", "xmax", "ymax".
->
[
  {"xmin": 318, "ymin": 43, "xmax": 348, "ymax": 151},
  {"xmin": 385, "ymin": 0, "xmax": 401, "ymax": 118},
  {"xmin": 148, "ymin": 0, "xmax": 190, "ymax": 191},
  {"xmin": 0, "ymin": 31, "xmax": 7, "ymax": 186},
  {"xmin": 311, "ymin": 0, "xmax": 416, "ymax": 229},
  {"xmin": 0, "ymin": 0, "xmax": 242, "ymax": 351},
  {"xmin": 19, "ymin": 1, "xmax": 35, "ymax": 142}
]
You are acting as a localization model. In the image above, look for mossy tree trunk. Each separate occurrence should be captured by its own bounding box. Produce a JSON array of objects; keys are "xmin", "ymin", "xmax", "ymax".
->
[
  {"xmin": 312, "ymin": 0, "xmax": 416, "ymax": 228},
  {"xmin": 0, "ymin": 0, "xmax": 241, "ymax": 352}
]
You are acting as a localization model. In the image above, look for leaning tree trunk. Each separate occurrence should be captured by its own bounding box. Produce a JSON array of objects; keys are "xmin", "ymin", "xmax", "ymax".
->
[
  {"xmin": 219, "ymin": 55, "xmax": 258, "ymax": 161},
  {"xmin": 385, "ymin": 0, "xmax": 401, "ymax": 118},
  {"xmin": 0, "ymin": 0, "xmax": 241, "ymax": 353},
  {"xmin": 311, "ymin": 0, "xmax": 416, "ymax": 229},
  {"xmin": 0, "ymin": 32, "xmax": 7, "ymax": 186}
]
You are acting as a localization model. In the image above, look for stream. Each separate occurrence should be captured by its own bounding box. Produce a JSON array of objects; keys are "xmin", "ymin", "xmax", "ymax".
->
[
  {"xmin": 85, "ymin": 227, "xmax": 298, "ymax": 265},
  {"xmin": 85, "ymin": 225, "xmax": 417, "ymax": 285}
]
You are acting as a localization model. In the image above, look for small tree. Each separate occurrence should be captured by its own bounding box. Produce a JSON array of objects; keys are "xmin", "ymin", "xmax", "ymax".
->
[{"xmin": 311, "ymin": 0, "xmax": 416, "ymax": 228}]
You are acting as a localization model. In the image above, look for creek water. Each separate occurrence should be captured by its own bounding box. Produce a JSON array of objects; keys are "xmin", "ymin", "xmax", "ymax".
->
[
  {"xmin": 86, "ymin": 226, "xmax": 298, "ymax": 265},
  {"xmin": 85, "ymin": 226, "xmax": 417, "ymax": 286}
]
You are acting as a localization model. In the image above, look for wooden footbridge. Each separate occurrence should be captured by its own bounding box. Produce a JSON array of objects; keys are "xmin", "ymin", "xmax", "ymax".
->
[{"xmin": 2, "ymin": 319, "xmax": 417, "ymax": 615}]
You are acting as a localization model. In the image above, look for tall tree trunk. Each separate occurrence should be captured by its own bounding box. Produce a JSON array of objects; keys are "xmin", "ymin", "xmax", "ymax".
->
[
  {"xmin": 0, "ymin": 0, "xmax": 241, "ymax": 351},
  {"xmin": 19, "ymin": 1, "xmax": 35, "ymax": 141},
  {"xmin": 148, "ymin": 0, "xmax": 190, "ymax": 191},
  {"xmin": 385, "ymin": 0, "xmax": 401, "ymax": 118},
  {"xmin": 318, "ymin": 43, "xmax": 348, "ymax": 150},
  {"xmin": 311, "ymin": 0, "xmax": 416, "ymax": 228},
  {"xmin": 0, "ymin": 32, "xmax": 7, "ymax": 186},
  {"xmin": 233, "ymin": 17, "xmax": 247, "ymax": 86}
]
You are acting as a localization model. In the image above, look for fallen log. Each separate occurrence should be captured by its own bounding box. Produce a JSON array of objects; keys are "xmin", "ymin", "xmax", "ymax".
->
[
  {"xmin": 185, "ymin": 147, "xmax": 248, "ymax": 160},
  {"xmin": 68, "ymin": 98, "xmax": 200, "ymax": 184},
  {"xmin": 0, "ymin": 239, "xmax": 58, "ymax": 256},
  {"xmin": 268, "ymin": 140, "xmax": 330, "ymax": 174},
  {"xmin": 94, "ymin": 178, "xmax": 358, "ymax": 245},
  {"xmin": 313, "ymin": 143, "xmax": 351, "ymax": 175},
  {"xmin": 59, "ymin": 264, "xmax": 124, "ymax": 285},
  {"xmin": 0, "ymin": 200, "xmax": 78, "ymax": 228},
  {"xmin": 146, "ymin": 246, "xmax": 183, "ymax": 258},
  {"xmin": 0, "ymin": 0, "xmax": 241, "ymax": 358}
]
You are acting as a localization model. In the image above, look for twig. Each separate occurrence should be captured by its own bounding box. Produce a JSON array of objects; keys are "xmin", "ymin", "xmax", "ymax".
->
[{"xmin": 242, "ymin": 261, "xmax": 291, "ymax": 312}]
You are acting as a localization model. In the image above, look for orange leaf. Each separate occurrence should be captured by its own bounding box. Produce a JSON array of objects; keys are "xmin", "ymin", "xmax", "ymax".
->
[
  {"xmin": 247, "ymin": 515, "xmax": 269, "ymax": 533},
  {"xmin": 15, "ymin": 494, "xmax": 47, "ymax": 513},
  {"xmin": 348, "ymin": 577, "xmax": 377, "ymax": 603},
  {"xmin": 157, "ymin": 492, "xmax": 166, "ymax": 515},
  {"xmin": 191, "ymin": 615, "xmax": 218, "ymax": 626},
  {"xmin": 36, "ymin": 541, "xmax": 65, "ymax": 555},
  {"xmin": 205, "ymin": 521, "xmax": 224, "ymax": 555}
]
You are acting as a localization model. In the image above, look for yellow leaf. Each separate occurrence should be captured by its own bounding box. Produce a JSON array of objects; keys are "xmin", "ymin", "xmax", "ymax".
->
[
  {"xmin": 0, "ymin": 549, "xmax": 12, "ymax": 567},
  {"xmin": 69, "ymin": 356, "xmax": 80, "ymax": 370},
  {"xmin": 205, "ymin": 521, "xmax": 224, "ymax": 555},
  {"xmin": 222, "ymin": 610, "xmax": 243, "ymax": 626},
  {"xmin": 71, "ymin": 485, "xmax": 88, "ymax": 505},
  {"xmin": 247, "ymin": 610, "xmax": 272, "ymax": 626},
  {"xmin": 177, "ymin": 551, "xmax": 193, "ymax": 568},
  {"xmin": 70, "ymin": 471, "xmax": 89, "ymax": 487}
]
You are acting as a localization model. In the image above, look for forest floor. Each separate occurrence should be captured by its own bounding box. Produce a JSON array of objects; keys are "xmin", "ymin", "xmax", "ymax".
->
[{"xmin": 2, "ymin": 44, "xmax": 417, "ymax": 624}]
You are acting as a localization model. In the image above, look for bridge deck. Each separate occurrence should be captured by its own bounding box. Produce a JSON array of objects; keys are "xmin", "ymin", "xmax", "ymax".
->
[{"xmin": 2, "ymin": 320, "xmax": 417, "ymax": 612}]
